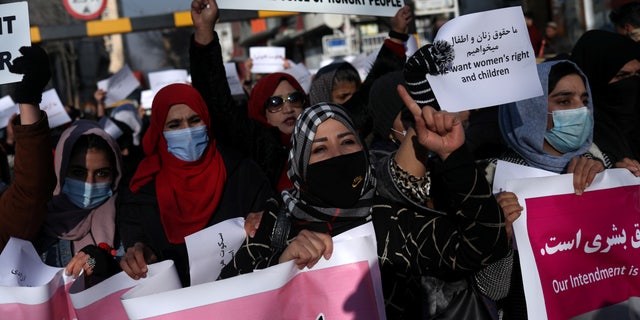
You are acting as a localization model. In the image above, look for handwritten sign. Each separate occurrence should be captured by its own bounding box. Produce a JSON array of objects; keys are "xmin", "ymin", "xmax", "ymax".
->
[
  {"xmin": 426, "ymin": 6, "xmax": 542, "ymax": 112},
  {"xmin": 217, "ymin": 0, "xmax": 404, "ymax": 17},
  {"xmin": 184, "ymin": 218, "xmax": 246, "ymax": 286},
  {"xmin": 0, "ymin": 95, "xmax": 17, "ymax": 129},
  {"xmin": 507, "ymin": 169, "xmax": 640, "ymax": 319},
  {"xmin": 0, "ymin": 238, "xmax": 75, "ymax": 320},
  {"xmin": 38, "ymin": 89, "xmax": 72, "ymax": 129},
  {"xmin": 96, "ymin": 64, "xmax": 140, "ymax": 106},
  {"xmin": 250, "ymin": 47, "xmax": 286, "ymax": 74},
  {"xmin": 281, "ymin": 62, "xmax": 312, "ymax": 93},
  {"xmin": 0, "ymin": 2, "xmax": 30, "ymax": 85},
  {"xmin": 223, "ymin": 62, "xmax": 245, "ymax": 96},
  {"xmin": 148, "ymin": 69, "xmax": 188, "ymax": 93}
]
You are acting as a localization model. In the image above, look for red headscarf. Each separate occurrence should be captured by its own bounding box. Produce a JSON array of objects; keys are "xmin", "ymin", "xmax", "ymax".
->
[
  {"xmin": 247, "ymin": 72, "xmax": 307, "ymax": 129},
  {"xmin": 248, "ymin": 73, "xmax": 307, "ymax": 191},
  {"xmin": 129, "ymin": 83, "xmax": 226, "ymax": 244}
]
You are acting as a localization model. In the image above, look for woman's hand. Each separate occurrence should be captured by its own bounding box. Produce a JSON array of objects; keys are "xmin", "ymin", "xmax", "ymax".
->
[
  {"xmin": 567, "ymin": 157, "xmax": 604, "ymax": 195},
  {"xmin": 65, "ymin": 251, "xmax": 95, "ymax": 278},
  {"xmin": 496, "ymin": 191, "xmax": 522, "ymax": 240},
  {"xmin": 390, "ymin": 5, "xmax": 412, "ymax": 36},
  {"xmin": 120, "ymin": 242, "xmax": 157, "ymax": 280},
  {"xmin": 398, "ymin": 84, "xmax": 464, "ymax": 161},
  {"xmin": 244, "ymin": 211, "xmax": 263, "ymax": 238},
  {"xmin": 279, "ymin": 230, "xmax": 333, "ymax": 270},
  {"xmin": 191, "ymin": 0, "xmax": 219, "ymax": 45},
  {"xmin": 615, "ymin": 157, "xmax": 640, "ymax": 177}
]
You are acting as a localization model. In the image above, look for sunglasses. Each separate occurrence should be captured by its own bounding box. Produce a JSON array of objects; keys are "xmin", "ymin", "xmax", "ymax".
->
[{"xmin": 265, "ymin": 91, "xmax": 306, "ymax": 113}]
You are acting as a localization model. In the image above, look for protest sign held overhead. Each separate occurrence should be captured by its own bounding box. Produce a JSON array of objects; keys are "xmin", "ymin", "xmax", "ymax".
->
[
  {"xmin": 425, "ymin": 6, "xmax": 543, "ymax": 112},
  {"xmin": 0, "ymin": 2, "xmax": 30, "ymax": 86},
  {"xmin": 217, "ymin": 0, "xmax": 404, "ymax": 17}
]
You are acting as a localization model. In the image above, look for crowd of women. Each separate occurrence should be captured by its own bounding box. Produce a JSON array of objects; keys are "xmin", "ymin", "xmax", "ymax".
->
[{"xmin": 1, "ymin": 0, "xmax": 640, "ymax": 318}]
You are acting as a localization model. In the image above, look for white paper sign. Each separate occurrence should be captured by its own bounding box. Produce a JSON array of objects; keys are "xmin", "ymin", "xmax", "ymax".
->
[
  {"xmin": 148, "ymin": 69, "xmax": 188, "ymax": 93},
  {"xmin": 185, "ymin": 218, "xmax": 246, "ymax": 286},
  {"xmin": 223, "ymin": 62, "xmax": 245, "ymax": 96},
  {"xmin": 0, "ymin": 95, "xmax": 17, "ymax": 129},
  {"xmin": 140, "ymin": 89, "xmax": 155, "ymax": 110},
  {"xmin": 217, "ymin": 0, "xmax": 404, "ymax": 17},
  {"xmin": 97, "ymin": 64, "xmax": 140, "ymax": 106},
  {"xmin": 492, "ymin": 160, "xmax": 557, "ymax": 195},
  {"xmin": 427, "ymin": 6, "xmax": 543, "ymax": 112},
  {"xmin": 0, "ymin": 2, "xmax": 30, "ymax": 85},
  {"xmin": 250, "ymin": 47, "xmax": 286, "ymax": 74},
  {"xmin": 39, "ymin": 89, "xmax": 72, "ymax": 129},
  {"xmin": 282, "ymin": 62, "xmax": 312, "ymax": 94}
]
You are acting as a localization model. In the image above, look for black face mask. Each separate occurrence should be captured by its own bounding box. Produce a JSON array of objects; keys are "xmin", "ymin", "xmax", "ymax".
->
[
  {"xmin": 304, "ymin": 151, "xmax": 367, "ymax": 208},
  {"xmin": 602, "ymin": 76, "xmax": 640, "ymax": 123}
]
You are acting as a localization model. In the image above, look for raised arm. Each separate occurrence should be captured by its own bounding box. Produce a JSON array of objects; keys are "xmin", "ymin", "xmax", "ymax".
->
[{"xmin": 0, "ymin": 45, "xmax": 55, "ymax": 251}]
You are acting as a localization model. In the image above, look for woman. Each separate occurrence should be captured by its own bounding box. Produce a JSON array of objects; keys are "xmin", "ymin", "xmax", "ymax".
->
[
  {"xmin": 220, "ymin": 99, "xmax": 509, "ymax": 318},
  {"xmin": 37, "ymin": 120, "xmax": 122, "ymax": 283},
  {"xmin": 188, "ymin": 1, "xmax": 307, "ymax": 192},
  {"xmin": 490, "ymin": 60, "xmax": 638, "ymax": 319},
  {"xmin": 117, "ymin": 83, "xmax": 273, "ymax": 287},
  {"xmin": 570, "ymin": 29, "xmax": 640, "ymax": 165}
]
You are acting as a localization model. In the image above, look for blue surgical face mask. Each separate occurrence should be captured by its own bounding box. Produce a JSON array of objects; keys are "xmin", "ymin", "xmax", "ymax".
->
[
  {"xmin": 62, "ymin": 178, "xmax": 113, "ymax": 209},
  {"xmin": 544, "ymin": 106, "xmax": 592, "ymax": 153},
  {"xmin": 163, "ymin": 125, "xmax": 209, "ymax": 162}
]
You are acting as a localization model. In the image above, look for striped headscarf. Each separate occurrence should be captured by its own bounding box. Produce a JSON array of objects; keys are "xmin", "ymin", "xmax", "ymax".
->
[{"xmin": 282, "ymin": 103, "xmax": 375, "ymax": 223}]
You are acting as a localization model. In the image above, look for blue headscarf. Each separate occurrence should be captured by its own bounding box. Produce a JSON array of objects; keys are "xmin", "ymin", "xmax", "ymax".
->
[{"xmin": 498, "ymin": 60, "xmax": 594, "ymax": 173}]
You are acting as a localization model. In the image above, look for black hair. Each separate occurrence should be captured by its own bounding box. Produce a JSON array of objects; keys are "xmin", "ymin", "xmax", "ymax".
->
[
  {"xmin": 70, "ymin": 134, "xmax": 117, "ymax": 181},
  {"xmin": 610, "ymin": 1, "xmax": 640, "ymax": 29},
  {"xmin": 548, "ymin": 61, "xmax": 587, "ymax": 93}
]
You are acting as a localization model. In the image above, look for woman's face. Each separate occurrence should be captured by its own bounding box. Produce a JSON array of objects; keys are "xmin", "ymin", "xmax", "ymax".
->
[
  {"xmin": 331, "ymin": 80, "xmax": 358, "ymax": 105},
  {"xmin": 265, "ymin": 80, "xmax": 303, "ymax": 135},
  {"xmin": 609, "ymin": 59, "xmax": 640, "ymax": 84},
  {"xmin": 67, "ymin": 148, "xmax": 113, "ymax": 184},
  {"xmin": 164, "ymin": 104, "xmax": 203, "ymax": 132},
  {"xmin": 309, "ymin": 118, "xmax": 363, "ymax": 164},
  {"xmin": 546, "ymin": 73, "xmax": 589, "ymax": 130}
]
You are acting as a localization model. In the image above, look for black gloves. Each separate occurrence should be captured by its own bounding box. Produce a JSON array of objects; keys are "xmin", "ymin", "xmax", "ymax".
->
[
  {"xmin": 9, "ymin": 45, "xmax": 51, "ymax": 105},
  {"xmin": 403, "ymin": 40, "xmax": 455, "ymax": 110}
]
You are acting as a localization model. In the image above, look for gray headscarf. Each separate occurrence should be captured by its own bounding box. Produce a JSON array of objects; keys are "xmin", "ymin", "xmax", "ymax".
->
[{"xmin": 498, "ymin": 60, "xmax": 594, "ymax": 173}]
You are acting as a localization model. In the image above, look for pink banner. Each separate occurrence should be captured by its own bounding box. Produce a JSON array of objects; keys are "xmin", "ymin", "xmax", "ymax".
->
[
  {"xmin": 519, "ymin": 181, "xmax": 640, "ymax": 319},
  {"xmin": 150, "ymin": 261, "xmax": 379, "ymax": 320}
]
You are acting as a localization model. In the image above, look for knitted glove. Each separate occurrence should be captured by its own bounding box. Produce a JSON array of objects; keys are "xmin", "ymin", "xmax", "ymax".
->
[
  {"xmin": 9, "ymin": 45, "xmax": 51, "ymax": 105},
  {"xmin": 403, "ymin": 40, "xmax": 455, "ymax": 110}
]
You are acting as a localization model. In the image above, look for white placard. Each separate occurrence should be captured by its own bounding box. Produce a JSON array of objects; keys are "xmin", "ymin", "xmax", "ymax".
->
[
  {"xmin": 250, "ymin": 47, "xmax": 286, "ymax": 74},
  {"xmin": 282, "ymin": 62, "xmax": 312, "ymax": 94},
  {"xmin": 223, "ymin": 62, "xmax": 245, "ymax": 96},
  {"xmin": 492, "ymin": 160, "xmax": 557, "ymax": 195},
  {"xmin": 0, "ymin": 95, "xmax": 17, "ymax": 129},
  {"xmin": 0, "ymin": 2, "xmax": 30, "ymax": 85},
  {"xmin": 184, "ymin": 218, "xmax": 246, "ymax": 286},
  {"xmin": 140, "ymin": 89, "xmax": 154, "ymax": 110},
  {"xmin": 148, "ymin": 69, "xmax": 188, "ymax": 93},
  {"xmin": 100, "ymin": 64, "xmax": 140, "ymax": 106},
  {"xmin": 39, "ymin": 88, "xmax": 72, "ymax": 129},
  {"xmin": 427, "ymin": 6, "xmax": 543, "ymax": 112},
  {"xmin": 217, "ymin": 0, "xmax": 403, "ymax": 17}
]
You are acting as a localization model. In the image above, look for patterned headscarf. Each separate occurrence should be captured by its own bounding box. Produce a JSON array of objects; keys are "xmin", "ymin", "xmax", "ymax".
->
[
  {"xmin": 499, "ymin": 60, "xmax": 594, "ymax": 173},
  {"xmin": 282, "ymin": 103, "xmax": 375, "ymax": 222}
]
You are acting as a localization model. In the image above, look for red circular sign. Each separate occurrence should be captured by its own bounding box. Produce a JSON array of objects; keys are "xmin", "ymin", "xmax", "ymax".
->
[{"xmin": 62, "ymin": 0, "xmax": 108, "ymax": 21}]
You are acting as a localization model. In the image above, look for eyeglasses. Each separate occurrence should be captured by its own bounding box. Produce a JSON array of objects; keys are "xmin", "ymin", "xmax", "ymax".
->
[{"xmin": 265, "ymin": 91, "xmax": 306, "ymax": 113}]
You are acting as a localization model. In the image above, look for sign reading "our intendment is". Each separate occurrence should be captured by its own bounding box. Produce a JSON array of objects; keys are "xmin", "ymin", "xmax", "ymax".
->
[{"xmin": 216, "ymin": 0, "xmax": 404, "ymax": 17}]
